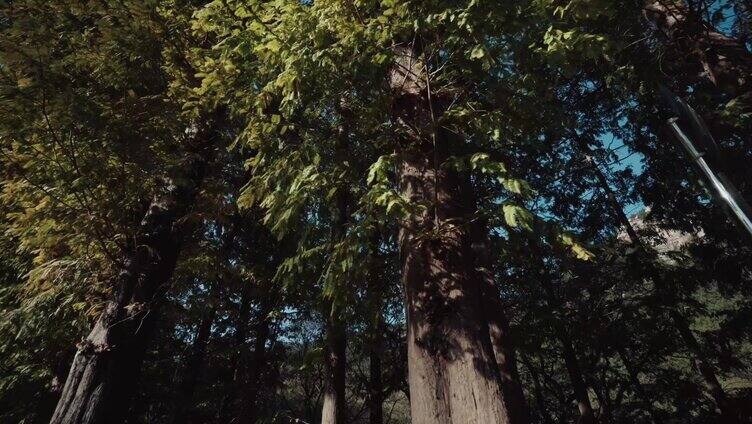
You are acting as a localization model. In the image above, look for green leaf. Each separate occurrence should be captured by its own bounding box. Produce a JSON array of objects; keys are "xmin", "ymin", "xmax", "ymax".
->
[
  {"xmin": 470, "ymin": 44, "xmax": 485, "ymax": 59},
  {"xmin": 502, "ymin": 204, "xmax": 533, "ymax": 231}
]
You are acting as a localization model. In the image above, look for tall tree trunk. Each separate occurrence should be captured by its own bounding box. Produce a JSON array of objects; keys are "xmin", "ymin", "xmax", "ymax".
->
[
  {"xmin": 469, "ymin": 219, "xmax": 529, "ymax": 423},
  {"xmin": 669, "ymin": 308, "xmax": 733, "ymax": 418},
  {"xmin": 392, "ymin": 44, "xmax": 522, "ymax": 424},
  {"xmin": 238, "ymin": 308, "xmax": 271, "ymax": 423},
  {"xmin": 320, "ymin": 306, "xmax": 347, "ymax": 424},
  {"xmin": 49, "ymin": 117, "xmax": 219, "ymax": 424},
  {"xmin": 368, "ymin": 329, "xmax": 383, "ymax": 424},
  {"xmin": 519, "ymin": 354, "xmax": 553, "ymax": 424},
  {"xmin": 320, "ymin": 121, "xmax": 352, "ymax": 424},
  {"xmin": 367, "ymin": 234, "xmax": 384, "ymax": 424},
  {"xmin": 170, "ymin": 305, "xmax": 217, "ymax": 424},
  {"xmin": 528, "ymin": 235, "xmax": 596, "ymax": 424},
  {"xmin": 616, "ymin": 346, "xmax": 663, "ymax": 424},
  {"xmin": 217, "ymin": 283, "xmax": 252, "ymax": 423},
  {"xmin": 558, "ymin": 332, "xmax": 596, "ymax": 424}
]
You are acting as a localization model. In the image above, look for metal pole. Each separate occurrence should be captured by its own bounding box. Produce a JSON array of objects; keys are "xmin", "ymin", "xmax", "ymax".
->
[{"xmin": 667, "ymin": 118, "xmax": 752, "ymax": 239}]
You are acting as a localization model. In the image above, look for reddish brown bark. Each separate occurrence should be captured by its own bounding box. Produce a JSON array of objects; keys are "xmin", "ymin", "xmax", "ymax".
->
[
  {"xmin": 469, "ymin": 219, "xmax": 530, "ymax": 424},
  {"xmin": 391, "ymin": 45, "xmax": 526, "ymax": 424}
]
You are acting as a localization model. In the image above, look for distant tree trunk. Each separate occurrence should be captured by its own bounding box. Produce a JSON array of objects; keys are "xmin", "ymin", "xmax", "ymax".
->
[
  {"xmin": 528, "ymin": 234, "xmax": 596, "ymax": 424},
  {"xmin": 558, "ymin": 333, "xmax": 596, "ymax": 424},
  {"xmin": 367, "ymin": 234, "xmax": 384, "ymax": 424},
  {"xmin": 320, "ymin": 306, "xmax": 347, "ymax": 424},
  {"xmin": 49, "ymin": 117, "xmax": 219, "ymax": 424},
  {"xmin": 582, "ymin": 147, "xmax": 736, "ymax": 421},
  {"xmin": 669, "ymin": 308, "xmax": 734, "ymax": 419},
  {"xmin": 321, "ymin": 123, "xmax": 352, "ymax": 424},
  {"xmin": 616, "ymin": 346, "xmax": 663, "ymax": 424},
  {"xmin": 368, "ymin": 331, "xmax": 383, "ymax": 424},
  {"xmin": 217, "ymin": 283, "xmax": 252, "ymax": 423},
  {"xmin": 170, "ymin": 305, "xmax": 217, "ymax": 424},
  {"xmin": 519, "ymin": 354, "xmax": 553, "ymax": 424},
  {"xmin": 238, "ymin": 307, "xmax": 271, "ymax": 423}
]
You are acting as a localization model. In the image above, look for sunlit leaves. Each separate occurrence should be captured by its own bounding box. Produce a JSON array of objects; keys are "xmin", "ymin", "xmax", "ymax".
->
[{"xmin": 503, "ymin": 204, "xmax": 534, "ymax": 231}]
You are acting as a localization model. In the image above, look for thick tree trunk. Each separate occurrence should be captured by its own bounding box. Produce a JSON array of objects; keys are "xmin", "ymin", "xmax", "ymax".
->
[
  {"xmin": 469, "ymin": 219, "xmax": 529, "ymax": 423},
  {"xmin": 170, "ymin": 305, "xmax": 217, "ymax": 424},
  {"xmin": 398, "ymin": 147, "xmax": 516, "ymax": 424},
  {"xmin": 320, "ymin": 307, "xmax": 347, "ymax": 424},
  {"xmin": 238, "ymin": 307, "xmax": 271, "ymax": 423},
  {"xmin": 392, "ymin": 43, "xmax": 522, "ymax": 424},
  {"xmin": 49, "ymin": 118, "xmax": 218, "ymax": 424}
]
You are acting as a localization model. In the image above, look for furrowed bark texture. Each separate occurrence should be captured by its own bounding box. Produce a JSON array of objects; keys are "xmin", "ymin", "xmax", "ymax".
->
[
  {"xmin": 469, "ymin": 219, "xmax": 529, "ymax": 424},
  {"xmin": 391, "ymin": 45, "xmax": 523, "ymax": 424},
  {"xmin": 49, "ymin": 118, "xmax": 219, "ymax": 424}
]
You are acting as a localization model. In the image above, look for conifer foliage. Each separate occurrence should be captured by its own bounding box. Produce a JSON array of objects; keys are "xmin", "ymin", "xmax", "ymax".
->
[{"xmin": 1, "ymin": 0, "xmax": 751, "ymax": 423}]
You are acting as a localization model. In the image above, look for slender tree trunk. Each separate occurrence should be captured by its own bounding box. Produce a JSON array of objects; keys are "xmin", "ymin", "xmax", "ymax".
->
[
  {"xmin": 519, "ymin": 354, "xmax": 553, "ymax": 424},
  {"xmin": 320, "ymin": 121, "xmax": 352, "ymax": 424},
  {"xmin": 238, "ymin": 308, "xmax": 271, "ymax": 423},
  {"xmin": 368, "ymin": 331, "xmax": 383, "ymax": 424},
  {"xmin": 616, "ymin": 346, "xmax": 663, "ymax": 424},
  {"xmin": 669, "ymin": 309, "xmax": 733, "ymax": 418},
  {"xmin": 582, "ymin": 145, "xmax": 736, "ymax": 420},
  {"xmin": 392, "ymin": 44, "xmax": 522, "ymax": 424},
  {"xmin": 49, "ymin": 118, "xmax": 218, "ymax": 424},
  {"xmin": 170, "ymin": 305, "xmax": 217, "ymax": 424},
  {"xmin": 558, "ymin": 331, "xmax": 596, "ymax": 424},
  {"xmin": 528, "ymin": 235, "xmax": 596, "ymax": 424},
  {"xmin": 367, "ymin": 234, "xmax": 384, "ymax": 424},
  {"xmin": 320, "ymin": 306, "xmax": 347, "ymax": 424},
  {"xmin": 217, "ymin": 283, "xmax": 252, "ymax": 423}
]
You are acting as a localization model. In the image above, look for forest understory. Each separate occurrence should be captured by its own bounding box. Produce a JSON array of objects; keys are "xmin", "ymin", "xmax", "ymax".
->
[{"xmin": 2, "ymin": 0, "xmax": 752, "ymax": 423}]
